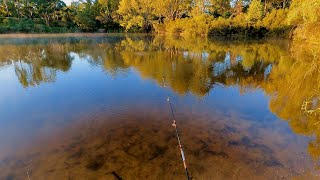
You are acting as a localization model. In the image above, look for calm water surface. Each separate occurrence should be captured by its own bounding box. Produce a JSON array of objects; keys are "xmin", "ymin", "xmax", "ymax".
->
[{"xmin": 0, "ymin": 34, "xmax": 319, "ymax": 179}]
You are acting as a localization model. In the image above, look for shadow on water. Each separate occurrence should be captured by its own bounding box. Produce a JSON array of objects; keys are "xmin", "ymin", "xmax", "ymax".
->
[{"xmin": 0, "ymin": 34, "xmax": 320, "ymax": 179}]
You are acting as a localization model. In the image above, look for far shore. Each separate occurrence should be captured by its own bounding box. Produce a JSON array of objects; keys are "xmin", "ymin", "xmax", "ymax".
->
[{"xmin": 0, "ymin": 33, "xmax": 152, "ymax": 38}]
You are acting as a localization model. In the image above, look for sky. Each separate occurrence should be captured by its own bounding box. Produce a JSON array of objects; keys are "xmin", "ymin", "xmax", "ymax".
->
[{"xmin": 63, "ymin": 0, "xmax": 72, "ymax": 6}]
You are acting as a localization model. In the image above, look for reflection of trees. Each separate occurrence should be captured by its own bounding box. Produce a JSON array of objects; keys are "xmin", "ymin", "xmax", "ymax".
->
[
  {"xmin": 0, "ymin": 36, "xmax": 286, "ymax": 92},
  {"xmin": 1, "ymin": 36, "xmax": 320, "ymax": 160},
  {"xmin": 117, "ymin": 36, "xmax": 282, "ymax": 96},
  {"xmin": 262, "ymin": 42, "xmax": 320, "ymax": 160},
  {"xmin": 102, "ymin": 49, "xmax": 129, "ymax": 76},
  {"xmin": 0, "ymin": 44, "xmax": 73, "ymax": 88},
  {"xmin": 117, "ymin": 36, "xmax": 320, "ymax": 161},
  {"xmin": 14, "ymin": 61, "xmax": 56, "ymax": 88}
]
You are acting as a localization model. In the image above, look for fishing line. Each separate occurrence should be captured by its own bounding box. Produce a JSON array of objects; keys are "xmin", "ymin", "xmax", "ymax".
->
[
  {"xmin": 27, "ymin": 171, "xmax": 31, "ymax": 180},
  {"xmin": 162, "ymin": 78, "xmax": 191, "ymax": 180}
]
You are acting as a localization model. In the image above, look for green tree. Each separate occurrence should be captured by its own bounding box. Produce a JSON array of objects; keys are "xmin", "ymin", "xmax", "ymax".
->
[
  {"xmin": 0, "ymin": 0, "xmax": 14, "ymax": 17},
  {"xmin": 36, "ymin": 0, "xmax": 67, "ymax": 26},
  {"xmin": 73, "ymin": 0, "xmax": 99, "ymax": 31}
]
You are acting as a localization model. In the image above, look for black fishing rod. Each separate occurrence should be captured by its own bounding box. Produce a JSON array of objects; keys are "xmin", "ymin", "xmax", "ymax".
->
[{"xmin": 163, "ymin": 78, "xmax": 191, "ymax": 180}]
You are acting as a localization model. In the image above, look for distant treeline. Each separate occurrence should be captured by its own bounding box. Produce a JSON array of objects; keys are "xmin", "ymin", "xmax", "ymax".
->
[
  {"xmin": 0, "ymin": 0, "xmax": 122, "ymax": 33},
  {"xmin": 0, "ymin": 0, "xmax": 319, "ymax": 41}
]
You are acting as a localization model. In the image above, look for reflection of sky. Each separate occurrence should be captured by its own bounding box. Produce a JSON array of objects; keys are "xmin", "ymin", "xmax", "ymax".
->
[
  {"xmin": 213, "ymin": 52, "xmax": 231, "ymax": 76},
  {"xmin": 0, "ymin": 66, "xmax": 20, "ymax": 107},
  {"xmin": 0, "ymin": 53, "xmax": 163, "ymax": 153}
]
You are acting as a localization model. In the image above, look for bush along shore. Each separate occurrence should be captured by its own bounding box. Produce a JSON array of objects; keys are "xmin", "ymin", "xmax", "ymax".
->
[{"xmin": 153, "ymin": 11, "xmax": 293, "ymax": 39}]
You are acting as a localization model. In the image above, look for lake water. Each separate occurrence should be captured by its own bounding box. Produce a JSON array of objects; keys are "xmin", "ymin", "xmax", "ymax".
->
[{"xmin": 0, "ymin": 34, "xmax": 319, "ymax": 179}]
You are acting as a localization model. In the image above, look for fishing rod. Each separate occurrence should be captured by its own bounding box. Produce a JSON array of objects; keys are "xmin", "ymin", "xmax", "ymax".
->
[
  {"xmin": 162, "ymin": 78, "xmax": 191, "ymax": 180},
  {"xmin": 27, "ymin": 171, "xmax": 31, "ymax": 180}
]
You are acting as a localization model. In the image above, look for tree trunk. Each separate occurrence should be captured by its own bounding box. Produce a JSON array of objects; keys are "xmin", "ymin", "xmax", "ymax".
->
[
  {"xmin": 45, "ymin": 17, "xmax": 50, "ymax": 26},
  {"xmin": 264, "ymin": 0, "xmax": 268, "ymax": 16},
  {"xmin": 283, "ymin": 0, "xmax": 287, "ymax": 8},
  {"xmin": 16, "ymin": 0, "xmax": 21, "ymax": 19},
  {"xmin": 43, "ymin": 13, "xmax": 50, "ymax": 26}
]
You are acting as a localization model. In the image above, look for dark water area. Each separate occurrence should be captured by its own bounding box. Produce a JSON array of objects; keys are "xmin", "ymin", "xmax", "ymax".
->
[{"xmin": 0, "ymin": 34, "xmax": 319, "ymax": 179}]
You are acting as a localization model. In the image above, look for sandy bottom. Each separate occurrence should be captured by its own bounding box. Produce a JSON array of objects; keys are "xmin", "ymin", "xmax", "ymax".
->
[{"xmin": 0, "ymin": 105, "xmax": 317, "ymax": 180}]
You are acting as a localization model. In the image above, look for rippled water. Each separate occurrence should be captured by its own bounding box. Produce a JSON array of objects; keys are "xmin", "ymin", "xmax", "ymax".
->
[{"xmin": 0, "ymin": 34, "xmax": 319, "ymax": 179}]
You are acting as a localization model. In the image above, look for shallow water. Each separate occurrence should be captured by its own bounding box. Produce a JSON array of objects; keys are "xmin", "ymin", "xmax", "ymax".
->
[{"xmin": 0, "ymin": 34, "xmax": 319, "ymax": 179}]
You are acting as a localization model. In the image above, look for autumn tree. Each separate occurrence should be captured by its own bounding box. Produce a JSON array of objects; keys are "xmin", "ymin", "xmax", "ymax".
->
[
  {"xmin": 287, "ymin": 0, "xmax": 320, "ymax": 41},
  {"xmin": 117, "ymin": 0, "xmax": 191, "ymax": 31},
  {"xmin": 117, "ymin": 0, "xmax": 155, "ymax": 31},
  {"xmin": 95, "ymin": 0, "xmax": 121, "ymax": 29},
  {"xmin": 246, "ymin": 0, "xmax": 264, "ymax": 23},
  {"xmin": 287, "ymin": 0, "xmax": 320, "ymax": 25},
  {"xmin": 152, "ymin": 0, "xmax": 190, "ymax": 21}
]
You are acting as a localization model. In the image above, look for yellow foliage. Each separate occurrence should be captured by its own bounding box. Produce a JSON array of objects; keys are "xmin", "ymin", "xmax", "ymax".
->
[
  {"xmin": 258, "ymin": 9, "xmax": 288, "ymax": 29},
  {"xmin": 287, "ymin": 0, "xmax": 320, "ymax": 25},
  {"xmin": 287, "ymin": 0, "xmax": 320, "ymax": 42},
  {"xmin": 231, "ymin": 13, "xmax": 247, "ymax": 27},
  {"xmin": 117, "ymin": 0, "xmax": 154, "ymax": 31},
  {"xmin": 152, "ymin": 0, "xmax": 190, "ymax": 20},
  {"xmin": 181, "ymin": 15, "xmax": 215, "ymax": 37},
  {"xmin": 117, "ymin": 0, "xmax": 191, "ymax": 31},
  {"xmin": 115, "ymin": 0, "xmax": 318, "ymax": 40},
  {"xmin": 210, "ymin": 17, "xmax": 232, "ymax": 28},
  {"xmin": 152, "ymin": 23, "xmax": 166, "ymax": 34},
  {"xmin": 292, "ymin": 22, "xmax": 320, "ymax": 43},
  {"xmin": 246, "ymin": 0, "xmax": 263, "ymax": 23}
]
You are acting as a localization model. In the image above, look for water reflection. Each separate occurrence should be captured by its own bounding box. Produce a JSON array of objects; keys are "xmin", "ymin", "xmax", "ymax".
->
[{"xmin": 0, "ymin": 34, "xmax": 319, "ymax": 179}]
